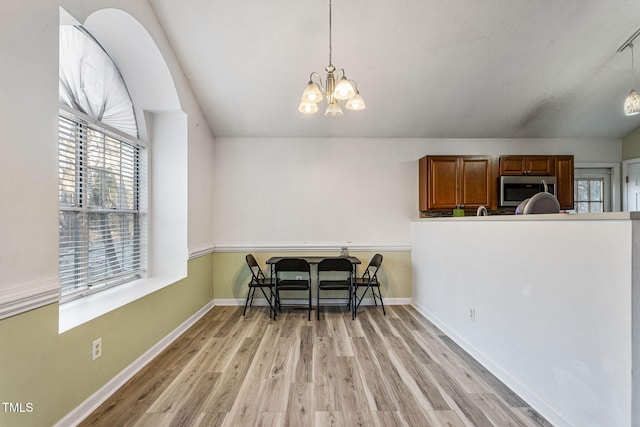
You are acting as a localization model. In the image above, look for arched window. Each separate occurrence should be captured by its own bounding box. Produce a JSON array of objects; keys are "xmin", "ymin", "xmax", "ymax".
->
[
  {"xmin": 58, "ymin": 25, "xmax": 146, "ymax": 301},
  {"xmin": 59, "ymin": 25, "xmax": 138, "ymax": 137}
]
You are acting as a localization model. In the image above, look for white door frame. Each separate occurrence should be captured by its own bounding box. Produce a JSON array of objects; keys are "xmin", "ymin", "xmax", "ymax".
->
[
  {"xmin": 622, "ymin": 158, "xmax": 640, "ymax": 211},
  {"xmin": 576, "ymin": 162, "xmax": 621, "ymax": 212}
]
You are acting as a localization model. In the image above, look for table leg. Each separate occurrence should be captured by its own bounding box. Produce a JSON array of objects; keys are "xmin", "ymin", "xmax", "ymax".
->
[{"xmin": 271, "ymin": 264, "xmax": 277, "ymax": 321}]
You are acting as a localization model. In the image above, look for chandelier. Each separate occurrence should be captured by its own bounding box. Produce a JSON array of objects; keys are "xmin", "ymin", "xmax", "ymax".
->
[
  {"xmin": 298, "ymin": 0, "xmax": 365, "ymax": 117},
  {"xmin": 624, "ymin": 43, "xmax": 640, "ymax": 116}
]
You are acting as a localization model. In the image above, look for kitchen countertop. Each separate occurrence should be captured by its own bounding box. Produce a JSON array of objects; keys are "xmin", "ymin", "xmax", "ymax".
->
[{"xmin": 413, "ymin": 211, "xmax": 640, "ymax": 221}]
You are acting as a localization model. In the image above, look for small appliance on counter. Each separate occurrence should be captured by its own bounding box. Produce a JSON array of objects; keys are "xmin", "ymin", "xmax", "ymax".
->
[
  {"xmin": 515, "ymin": 191, "xmax": 561, "ymax": 215},
  {"xmin": 452, "ymin": 206, "xmax": 465, "ymax": 217}
]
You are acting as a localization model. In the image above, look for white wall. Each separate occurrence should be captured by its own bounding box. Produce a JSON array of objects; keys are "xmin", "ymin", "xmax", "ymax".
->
[
  {"xmin": 0, "ymin": 0, "xmax": 62, "ymax": 317},
  {"xmin": 0, "ymin": 0, "xmax": 216, "ymax": 319},
  {"xmin": 411, "ymin": 215, "xmax": 635, "ymax": 427},
  {"xmin": 214, "ymin": 137, "xmax": 620, "ymax": 248}
]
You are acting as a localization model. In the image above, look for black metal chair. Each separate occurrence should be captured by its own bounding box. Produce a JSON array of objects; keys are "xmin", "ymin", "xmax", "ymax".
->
[
  {"xmin": 274, "ymin": 258, "xmax": 312, "ymax": 320},
  {"xmin": 353, "ymin": 253, "xmax": 385, "ymax": 317},
  {"xmin": 316, "ymin": 257, "xmax": 354, "ymax": 320},
  {"xmin": 243, "ymin": 254, "xmax": 275, "ymax": 317}
]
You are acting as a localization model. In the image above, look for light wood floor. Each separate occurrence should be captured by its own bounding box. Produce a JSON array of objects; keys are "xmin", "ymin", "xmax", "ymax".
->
[{"xmin": 79, "ymin": 305, "xmax": 552, "ymax": 427}]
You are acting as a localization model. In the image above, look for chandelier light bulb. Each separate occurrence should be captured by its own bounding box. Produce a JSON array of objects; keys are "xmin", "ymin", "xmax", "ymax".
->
[
  {"xmin": 333, "ymin": 76, "xmax": 356, "ymax": 100},
  {"xmin": 324, "ymin": 99, "xmax": 344, "ymax": 117},
  {"xmin": 345, "ymin": 91, "xmax": 366, "ymax": 111},
  {"xmin": 301, "ymin": 81, "xmax": 323, "ymax": 103},
  {"xmin": 298, "ymin": 101, "xmax": 319, "ymax": 114}
]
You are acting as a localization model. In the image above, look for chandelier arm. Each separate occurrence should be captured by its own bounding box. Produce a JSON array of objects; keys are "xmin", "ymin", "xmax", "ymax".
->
[
  {"xmin": 309, "ymin": 72, "xmax": 321, "ymax": 85},
  {"xmin": 309, "ymin": 72, "xmax": 326, "ymax": 93}
]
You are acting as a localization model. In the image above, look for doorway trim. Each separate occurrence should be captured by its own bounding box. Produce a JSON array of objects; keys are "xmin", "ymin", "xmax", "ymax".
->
[{"xmin": 622, "ymin": 158, "xmax": 640, "ymax": 211}]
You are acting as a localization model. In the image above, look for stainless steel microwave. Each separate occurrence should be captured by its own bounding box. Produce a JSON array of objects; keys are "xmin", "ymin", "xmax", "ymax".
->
[{"xmin": 499, "ymin": 176, "xmax": 556, "ymax": 207}]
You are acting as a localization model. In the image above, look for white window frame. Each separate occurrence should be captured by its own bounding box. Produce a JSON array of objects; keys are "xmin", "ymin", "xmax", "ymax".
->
[
  {"xmin": 59, "ymin": 111, "xmax": 188, "ymax": 333},
  {"xmin": 57, "ymin": 8, "xmax": 189, "ymax": 333},
  {"xmin": 574, "ymin": 162, "xmax": 621, "ymax": 212},
  {"xmin": 58, "ymin": 106, "xmax": 148, "ymax": 302}
]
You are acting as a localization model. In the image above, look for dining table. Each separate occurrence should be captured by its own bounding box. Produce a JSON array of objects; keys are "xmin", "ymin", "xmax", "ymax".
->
[
  {"xmin": 265, "ymin": 255, "xmax": 361, "ymax": 316},
  {"xmin": 265, "ymin": 255, "xmax": 361, "ymax": 280},
  {"xmin": 265, "ymin": 255, "xmax": 361, "ymax": 268}
]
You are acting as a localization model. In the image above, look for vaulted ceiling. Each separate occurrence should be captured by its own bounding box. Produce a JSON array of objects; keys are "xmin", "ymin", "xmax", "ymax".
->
[{"xmin": 149, "ymin": 0, "xmax": 640, "ymax": 139}]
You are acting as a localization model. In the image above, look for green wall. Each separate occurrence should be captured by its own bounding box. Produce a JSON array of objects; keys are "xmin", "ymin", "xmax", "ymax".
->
[
  {"xmin": 622, "ymin": 125, "xmax": 640, "ymax": 160},
  {"xmin": 213, "ymin": 250, "xmax": 412, "ymax": 301},
  {"xmin": 0, "ymin": 254, "xmax": 213, "ymax": 427}
]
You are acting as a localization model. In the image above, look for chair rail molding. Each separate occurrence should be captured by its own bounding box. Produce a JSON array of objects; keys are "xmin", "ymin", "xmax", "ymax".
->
[
  {"xmin": 189, "ymin": 242, "xmax": 215, "ymax": 259},
  {"xmin": 0, "ymin": 276, "xmax": 60, "ymax": 320},
  {"xmin": 212, "ymin": 241, "xmax": 412, "ymax": 253}
]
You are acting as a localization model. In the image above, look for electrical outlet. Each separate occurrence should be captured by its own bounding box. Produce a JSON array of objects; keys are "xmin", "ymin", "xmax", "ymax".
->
[
  {"xmin": 469, "ymin": 308, "xmax": 476, "ymax": 321},
  {"xmin": 92, "ymin": 337, "xmax": 102, "ymax": 360}
]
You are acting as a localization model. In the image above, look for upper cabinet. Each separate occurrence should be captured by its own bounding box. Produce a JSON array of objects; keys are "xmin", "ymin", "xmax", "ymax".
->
[
  {"xmin": 419, "ymin": 154, "xmax": 575, "ymax": 213},
  {"xmin": 499, "ymin": 155, "xmax": 555, "ymax": 176},
  {"xmin": 419, "ymin": 155, "xmax": 498, "ymax": 211},
  {"xmin": 554, "ymin": 155, "xmax": 574, "ymax": 210}
]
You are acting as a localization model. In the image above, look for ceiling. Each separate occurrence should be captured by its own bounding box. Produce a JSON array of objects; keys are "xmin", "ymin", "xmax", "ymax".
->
[{"xmin": 148, "ymin": 0, "xmax": 640, "ymax": 139}]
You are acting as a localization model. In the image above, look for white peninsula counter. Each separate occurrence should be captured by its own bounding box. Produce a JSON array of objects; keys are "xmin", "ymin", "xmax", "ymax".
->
[{"xmin": 411, "ymin": 212, "xmax": 640, "ymax": 427}]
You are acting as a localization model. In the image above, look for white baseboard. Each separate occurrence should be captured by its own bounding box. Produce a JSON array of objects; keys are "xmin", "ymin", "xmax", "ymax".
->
[{"xmin": 54, "ymin": 300, "xmax": 216, "ymax": 427}]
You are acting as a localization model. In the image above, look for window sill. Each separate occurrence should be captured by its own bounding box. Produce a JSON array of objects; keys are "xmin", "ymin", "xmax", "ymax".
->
[{"xmin": 59, "ymin": 274, "xmax": 185, "ymax": 333}]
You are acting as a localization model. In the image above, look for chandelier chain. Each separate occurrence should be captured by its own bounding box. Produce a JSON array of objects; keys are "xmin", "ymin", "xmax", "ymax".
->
[
  {"xmin": 632, "ymin": 44, "xmax": 636, "ymax": 89},
  {"xmin": 329, "ymin": 0, "xmax": 332, "ymax": 66}
]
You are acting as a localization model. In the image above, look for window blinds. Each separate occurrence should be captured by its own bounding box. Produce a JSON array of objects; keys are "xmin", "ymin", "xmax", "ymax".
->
[{"xmin": 58, "ymin": 113, "xmax": 146, "ymax": 301}]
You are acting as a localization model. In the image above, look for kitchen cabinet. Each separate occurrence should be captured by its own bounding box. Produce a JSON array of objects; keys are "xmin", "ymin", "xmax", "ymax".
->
[
  {"xmin": 499, "ymin": 154, "xmax": 574, "ymax": 209},
  {"xmin": 555, "ymin": 155, "xmax": 574, "ymax": 210},
  {"xmin": 499, "ymin": 155, "xmax": 555, "ymax": 176},
  {"xmin": 419, "ymin": 155, "xmax": 497, "ymax": 211}
]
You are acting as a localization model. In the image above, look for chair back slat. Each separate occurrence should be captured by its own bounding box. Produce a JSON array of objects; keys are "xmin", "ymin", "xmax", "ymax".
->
[
  {"xmin": 318, "ymin": 257, "xmax": 353, "ymax": 272},
  {"xmin": 275, "ymin": 258, "xmax": 310, "ymax": 273},
  {"xmin": 362, "ymin": 253, "xmax": 383, "ymax": 282},
  {"xmin": 246, "ymin": 254, "xmax": 267, "ymax": 281}
]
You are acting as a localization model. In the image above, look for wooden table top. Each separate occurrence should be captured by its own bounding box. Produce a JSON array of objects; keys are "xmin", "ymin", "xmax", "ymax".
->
[{"xmin": 265, "ymin": 256, "xmax": 361, "ymax": 265}]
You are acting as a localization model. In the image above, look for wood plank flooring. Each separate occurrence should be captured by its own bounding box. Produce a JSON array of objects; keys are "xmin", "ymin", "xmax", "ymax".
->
[{"xmin": 79, "ymin": 305, "xmax": 552, "ymax": 427}]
